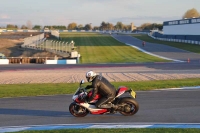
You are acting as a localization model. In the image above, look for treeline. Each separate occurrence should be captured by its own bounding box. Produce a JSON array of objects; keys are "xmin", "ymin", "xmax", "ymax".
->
[
  {"xmin": 1, "ymin": 8, "xmax": 199, "ymax": 31},
  {"xmin": 2, "ymin": 21, "xmax": 162, "ymax": 31}
]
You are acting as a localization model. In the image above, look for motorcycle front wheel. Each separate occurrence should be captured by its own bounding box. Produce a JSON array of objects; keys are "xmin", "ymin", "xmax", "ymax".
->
[
  {"xmin": 69, "ymin": 102, "xmax": 89, "ymax": 117},
  {"xmin": 118, "ymin": 97, "xmax": 139, "ymax": 116}
]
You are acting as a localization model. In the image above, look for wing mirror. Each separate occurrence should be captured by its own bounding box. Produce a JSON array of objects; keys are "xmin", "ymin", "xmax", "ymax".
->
[{"xmin": 80, "ymin": 80, "xmax": 84, "ymax": 85}]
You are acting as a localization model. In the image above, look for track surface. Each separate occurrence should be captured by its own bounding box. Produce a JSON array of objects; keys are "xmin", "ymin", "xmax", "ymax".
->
[
  {"xmin": 112, "ymin": 35, "xmax": 200, "ymax": 62},
  {"xmin": 0, "ymin": 35, "xmax": 200, "ymax": 127},
  {"xmin": 1, "ymin": 89, "xmax": 200, "ymax": 127}
]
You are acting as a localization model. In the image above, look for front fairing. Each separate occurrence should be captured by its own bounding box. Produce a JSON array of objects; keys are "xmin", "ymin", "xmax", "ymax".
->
[
  {"xmin": 72, "ymin": 87, "xmax": 81, "ymax": 100},
  {"xmin": 72, "ymin": 87, "xmax": 88, "ymax": 103}
]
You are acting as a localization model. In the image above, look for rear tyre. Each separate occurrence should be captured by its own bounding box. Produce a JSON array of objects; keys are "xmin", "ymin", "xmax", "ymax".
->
[
  {"xmin": 118, "ymin": 97, "xmax": 139, "ymax": 116},
  {"xmin": 69, "ymin": 102, "xmax": 89, "ymax": 117}
]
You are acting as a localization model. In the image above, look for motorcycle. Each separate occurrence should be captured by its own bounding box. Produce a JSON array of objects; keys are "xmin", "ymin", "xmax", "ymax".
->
[{"xmin": 69, "ymin": 80, "xmax": 139, "ymax": 117}]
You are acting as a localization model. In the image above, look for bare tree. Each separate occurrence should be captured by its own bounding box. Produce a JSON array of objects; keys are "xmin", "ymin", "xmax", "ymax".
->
[
  {"xmin": 182, "ymin": 8, "xmax": 200, "ymax": 19},
  {"xmin": 26, "ymin": 20, "xmax": 32, "ymax": 29}
]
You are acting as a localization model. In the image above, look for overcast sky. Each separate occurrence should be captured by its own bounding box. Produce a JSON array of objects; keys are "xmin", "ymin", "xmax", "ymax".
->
[{"xmin": 0, "ymin": 0, "xmax": 200, "ymax": 27}]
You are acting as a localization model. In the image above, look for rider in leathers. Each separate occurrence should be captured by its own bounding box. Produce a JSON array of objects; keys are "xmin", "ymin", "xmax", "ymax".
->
[{"xmin": 85, "ymin": 70, "xmax": 117, "ymax": 110}]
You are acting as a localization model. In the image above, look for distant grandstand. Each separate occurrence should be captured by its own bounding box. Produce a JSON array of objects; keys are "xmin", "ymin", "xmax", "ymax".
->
[
  {"xmin": 151, "ymin": 18, "xmax": 200, "ymax": 44},
  {"xmin": 163, "ymin": 18, "xmax": 200, "ymax": 35}
]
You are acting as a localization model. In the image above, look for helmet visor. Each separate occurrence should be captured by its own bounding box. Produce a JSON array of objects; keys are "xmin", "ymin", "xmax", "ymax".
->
[{"xmin": 86, "ymin": 77, "xmax": 90, "ymax": 82}]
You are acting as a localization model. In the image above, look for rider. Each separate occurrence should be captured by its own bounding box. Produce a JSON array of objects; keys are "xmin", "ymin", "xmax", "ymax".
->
[{"xmin": 85, "ymin": 70, "xmax": 117, "ymax": 111}]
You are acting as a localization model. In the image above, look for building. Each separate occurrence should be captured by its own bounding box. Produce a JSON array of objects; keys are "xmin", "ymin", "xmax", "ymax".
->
[
  {"xmin": 131, "ymin": 23, "xmax": 136, "ymax": 31},
  {"xmin": 151, "ymin": 18, "xmax": 200, "ymax": 43},
  {"xmin": 163, "ymin": 18, "xmax": 200, "ymax": 35}
]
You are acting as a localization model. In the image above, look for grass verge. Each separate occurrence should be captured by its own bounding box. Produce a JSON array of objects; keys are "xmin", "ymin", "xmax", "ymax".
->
[
  {"xmin": 0, "ymin": 78, "xmax": 199, "ymax": 98},
  {"xmin": 14, "ymin": 128, "xmax": 200, "ymax": 133},
  {"xmin": 59, "ymin": 32, "xmax": 167, "ymax": 63},
  {"xmin": 132, "ymin": 34, "xmax": 200, "ymax": 54}
]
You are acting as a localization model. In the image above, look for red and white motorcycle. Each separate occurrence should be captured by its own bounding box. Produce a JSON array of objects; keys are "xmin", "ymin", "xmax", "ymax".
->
[{"xmin": 69, "ymin": 80, "xmax": 139, "ymax": 117}]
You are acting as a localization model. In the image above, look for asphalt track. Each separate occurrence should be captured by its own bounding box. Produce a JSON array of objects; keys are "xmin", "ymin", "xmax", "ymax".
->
[
  {"xmin": 112, "ymin": 34, "xmax": 200, "ymax": 62},
  {"xmin": 0, "ymin": 89, "xmax": 200, "ymax": 127},
  {"xmin": 0, "ymin": 35, "xmax": 200, "ymax": 131}
]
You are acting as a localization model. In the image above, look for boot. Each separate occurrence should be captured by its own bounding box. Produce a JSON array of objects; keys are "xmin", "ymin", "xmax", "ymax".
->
[
  {"xmin": 109, "ymin": 104, "xmax": 118, "ymax": 113},
  {"xmin": 100, "ymin": 103, "xmax": 117, "ymax": 108}
]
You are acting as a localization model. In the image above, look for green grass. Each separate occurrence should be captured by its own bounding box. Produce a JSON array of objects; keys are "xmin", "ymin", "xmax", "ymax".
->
[
  {"xmin": 59, "ymin": 32, "xmax": 168, "ymax": 63},
  {"xmin": 14, "ymin": 128, "xmax": 200, "ymax": 133},
  {"xmin": 132, "ymin": 34, "xmax": 200, "ymax": 54},
  {"xmin": 0, "ymin": 78, "xmax": 199, "ymax": 98}
]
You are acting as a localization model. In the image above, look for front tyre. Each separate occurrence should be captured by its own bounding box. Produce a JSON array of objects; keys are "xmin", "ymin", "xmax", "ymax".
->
[
  {"xmin": 118, "ymin": 97, "xmax": 139, "ymax": 116},
  {"xmin": 69, "ymin": 102, "xmax": 89, "ymax": 117}
]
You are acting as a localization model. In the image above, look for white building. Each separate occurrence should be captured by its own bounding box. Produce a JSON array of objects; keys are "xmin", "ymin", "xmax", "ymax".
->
[{"xmin": 163, "ymin": 18, "xmax": 200, "ymax": 35}]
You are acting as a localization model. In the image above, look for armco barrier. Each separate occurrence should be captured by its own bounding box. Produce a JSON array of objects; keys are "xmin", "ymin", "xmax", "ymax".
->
[{"xmin": 148, "ymin": 34, "xmax": 200, "ymax": 45}]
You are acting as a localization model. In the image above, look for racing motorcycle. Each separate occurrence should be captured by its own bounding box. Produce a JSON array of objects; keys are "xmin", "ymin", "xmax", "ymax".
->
[{"xmin": 69, "ymin": 80, "xmax": 139, "ymax": 117}]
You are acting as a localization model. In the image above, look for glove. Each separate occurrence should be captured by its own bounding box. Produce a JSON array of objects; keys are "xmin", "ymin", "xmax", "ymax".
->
[
  {"xmin": 79, "ymin": 93, "xmax": 87, "ymax": 101},
  {"xmin": 85, "ymin": 85, "xmax": 91, "ymax": 90}
]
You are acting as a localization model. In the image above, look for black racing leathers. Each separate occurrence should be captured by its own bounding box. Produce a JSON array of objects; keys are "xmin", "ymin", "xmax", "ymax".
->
[{"xmin": 85, "ymin": 75, "xmax": 116, "ymax": 108}]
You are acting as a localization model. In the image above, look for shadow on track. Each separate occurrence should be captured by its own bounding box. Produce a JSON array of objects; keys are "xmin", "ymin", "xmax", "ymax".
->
[{"xmin": 0, "ymin": 108, "xmax": 73, "ymax": 117}]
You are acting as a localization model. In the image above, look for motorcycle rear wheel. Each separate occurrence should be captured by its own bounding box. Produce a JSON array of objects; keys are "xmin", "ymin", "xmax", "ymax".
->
[
  {"xmin": 118, "ymin": 97, "xmax": 139, "ymax": 116},
  {"xmin": 69, "ymin": 102, "xmax": 89, "ymax": 117}
]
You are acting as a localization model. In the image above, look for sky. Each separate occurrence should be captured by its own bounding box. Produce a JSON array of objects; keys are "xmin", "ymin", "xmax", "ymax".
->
[{"xmin": 0, "ymin": 0, "xmax": 200, "ymax": 27}]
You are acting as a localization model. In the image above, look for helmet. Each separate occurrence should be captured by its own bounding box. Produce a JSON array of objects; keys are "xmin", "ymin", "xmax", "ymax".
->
[{"xmin": 86, "ymin": 70, "xmax": 97, "ymax": 82}]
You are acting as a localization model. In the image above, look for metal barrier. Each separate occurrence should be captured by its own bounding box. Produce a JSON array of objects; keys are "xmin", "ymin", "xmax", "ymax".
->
[{"xmin": 148, "ymin": 33, "xmax": 200, "ymax": 45}]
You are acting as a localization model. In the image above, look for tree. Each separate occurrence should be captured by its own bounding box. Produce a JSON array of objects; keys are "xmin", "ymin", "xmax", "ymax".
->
[
  {"xmin": 182, "ymin": 8, "xmax": 200, "ymax": 19},
  {"xmin": 140, "ymin": 23, "xmax": 151, "ymax": 30},
  {"xmin": 138, "ymin": 23, "xmax": 163, "ymax": 30},
  {"xmin": 6, "ymin": 24, "xmax": 15, "ymax": 29},
  {"xmin": 6, "ymin": 24, "xmax": 18, "ymax": 30},
  {"xmin": 21, "ymin": 25, "xmax": 28, "ymax": 29},
  {"xmin": 33, "ymin": 25, "xmax": 42, "ymax": 30},
  {"xmin": 43, "ymin": 25, "xmax": 67, "ymax": 30},
  {"xmin": 124, "ymin": 24, "xmax": 131, "ymax": 31},
  {"xmin": 84, "ymin": 24, "xmax": 92, "ymax": 30},
  {"xmin": 93, "ymin": 26, "xmax": 99, "ymax": 30},
  {"xmin": 77, "ymin": 24, "xmax": 83, "ymax": 30},
  {"xmin": 99, "ymin": 21, "xmax": 114, "ymax": 30},
  {"xmin": 156, "ymin": 24, "xmax": 163, "ymax": 30},
  {"xmin": 115, "ymin": 22, "xmax": 124, "ymax": 30},
  {"xmin": 107, "ymin": 23, "xmax": 114, "ymax": 30},
  {"xmin": 67, "ymin": 22, "xmax": 77, "ymax": 30},
  {"xmin": 100, "ymin": 21, "xmax": 107, "ymax": 30}
]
